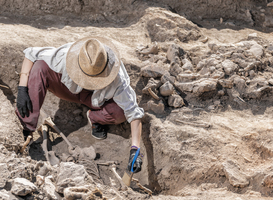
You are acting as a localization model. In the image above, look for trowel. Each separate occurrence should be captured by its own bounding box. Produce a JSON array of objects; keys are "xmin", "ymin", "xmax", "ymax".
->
[{"xmin": 122, "ymin": 148, "xmax": 140, "ymax": 186}]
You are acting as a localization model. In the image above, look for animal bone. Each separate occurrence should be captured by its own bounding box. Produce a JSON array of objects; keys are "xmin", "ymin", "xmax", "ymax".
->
[
  {"xmin": 175, "ymin": 119, "xmax": 210, "ymax": 128},
  {"xmin": 148, "ymin": 88, "xmax": 160, "ymax": 100},
  {"xmin": 132, "ymin": 178, "xmax": 153, "ymax": 196},
  {"xmin": 110, "ymin": 164, "xmax": 128, "ymax": 191}
]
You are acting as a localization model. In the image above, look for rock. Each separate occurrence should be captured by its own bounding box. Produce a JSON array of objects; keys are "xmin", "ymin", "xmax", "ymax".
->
[
  {"xmin": 166, "ymin": 44, "xmax": 184, "ymax": 63},
  {"xmin": 222, "ymin": 60, "xmax": 238, "ymax": 75},
  {"xmin": 161, "ymin": 73, "xmax": 176, "ymax": 84},
  {"xmin": 268, "ymin": 78, "xmax": 273, "ymax": 85},
  {"xmin": 43, "ymin": 176, "xmax": 62, "ymax": 200},
  {"xmin": 175, "ymin": 82, "xmax": 194, "ymax": 92},
  {"xmin": 56, "ymin": 162, "xmax": 93, "ymax": 194},
  {"xmin": 177, "ymin": 73, "xmax": 200, "ymax": 82},
  {"xmin": 160, "ymin": 81, "xmax": 174, "ymax": 96},
  {"xmin": 11, "ymin": 178, "xmax": 38, "ymax": 196},
  {"xmin": 182, "ymin": 59, "xmax": 193, "ymax": 71},
  {"xmin": 0, "ymin": 189, "xmax": 23, "ymax": 200},
  {"xmin": 142, "ymin": 78, "xmax": 162, "ymax": 95},
  {"xmin": 192, "ymin": 79, "xmax": 218, "ymax": 95},
  {"xmin": 211, "ymin": 70, "xmax": 225, "ymax": 79},
  {"xmin": 233, "ymin": 77, "xmax": 246, "ymax": 92},
  {"xmin": 222, "ymin": 160, "xmax": 249, "ymax": 188},
  {"xmin": 248, "ymin": 44, "xmax": 263, "ymax": 58},
  {"xmin": 168, "ymin": 94, "xmax": 185, "ymax": 108},
  {"xmin": 147, "ymin": 100, "xmax": 165, "ymax": 114},
  {"xmin": 140, "ymin": 63, "xmax": 168, "ymax": 78},
  {"xmin": 267, "ymin": 2, "xmax": 273, "ymax": 7},
  {"xmin": 262, "ymin": 173, "xmax": 273, "ymax": 188},
  {"xmin": 0, "ymin": 163, "xmax": 10, "ymax": 188},
  {"xmin": 138, "ymin": 42, "xmax": 159, "ymax": 55},
  {"xmin": 249, "ymin": 70, "xmax": 256, "ymax": 78},
  {"xmin": 248, "ymin": 33, "xmax": 257, "ymax": 39},
  {"xmin": 170, "ymin": 63, "xmax": 183, "ymax": 77}
]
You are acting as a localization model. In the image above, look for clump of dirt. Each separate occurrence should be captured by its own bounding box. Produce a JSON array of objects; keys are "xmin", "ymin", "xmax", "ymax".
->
[{"xmin": 2, "ymin": 1, "xmax": 273, "ymax": 199}]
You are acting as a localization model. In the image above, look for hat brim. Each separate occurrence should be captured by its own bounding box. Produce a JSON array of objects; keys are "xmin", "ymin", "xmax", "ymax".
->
[{"xmin": 66, "ymin": 36, "xmax": 121, "ymax": 90}]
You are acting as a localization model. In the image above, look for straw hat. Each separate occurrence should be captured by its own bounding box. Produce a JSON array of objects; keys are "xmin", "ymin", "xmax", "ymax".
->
[{"xmin": 66, "ymin": 36, "xmax": 120, "ymax": 90}]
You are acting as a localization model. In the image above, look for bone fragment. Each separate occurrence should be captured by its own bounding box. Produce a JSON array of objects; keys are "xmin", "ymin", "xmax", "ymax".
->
[
  {"xmin": 97, "ymin": 161, "xmax": 119, "ymax": 166},
  {"xmin": 132, "ymin": 178, "xmax": 153, "ymax": 195},
  {"xmin": 20, "ymin": 135, "xmax": 32, "ymax": 153},
  {"xmin": 0, "ymin": 84, "xmax": 9, "ymax": 89},
  {"xmin": 175, "ymin": 119, "xmax": 210, "ymax": 128},
  {"xmin": 148, "ymin": 88, "xmax": 160, "ymax": 100},
  {"xmin": 110, "ymin": 164, "xmax": 128, "ymax": 191}
]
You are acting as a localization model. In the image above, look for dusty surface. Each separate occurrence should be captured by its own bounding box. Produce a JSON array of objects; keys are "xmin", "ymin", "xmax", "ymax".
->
[{"xmin": 2, "ymin": 0, "xmax": 273, "ymax": 199}]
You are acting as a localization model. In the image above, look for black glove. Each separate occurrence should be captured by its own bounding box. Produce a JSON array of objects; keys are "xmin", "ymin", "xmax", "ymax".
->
[
  {"xmin": 17, "ymin": 86, "xmax": 32, "ymax": 118},
  {"xmin": 127, "ymin": 148, "xmax": 142, "ymax": 173}
]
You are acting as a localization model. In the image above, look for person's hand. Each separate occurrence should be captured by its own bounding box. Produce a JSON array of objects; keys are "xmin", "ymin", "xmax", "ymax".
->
[
  {"xmin": 17, "ymin": 86, "xmax": 32, "ymax": 118},
  {"xmin": 127, "ymin": 148, "xmax": 142, "ymax": 173}
]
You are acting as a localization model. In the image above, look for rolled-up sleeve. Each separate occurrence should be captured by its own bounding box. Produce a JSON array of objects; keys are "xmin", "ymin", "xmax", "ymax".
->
[
  {"xmin": 113, "ymin": 83, "xmax": 144, "ymax": 123},
  {"xmin": 23, "ymin": 47, "xmax": 55, "ymax": 63}
]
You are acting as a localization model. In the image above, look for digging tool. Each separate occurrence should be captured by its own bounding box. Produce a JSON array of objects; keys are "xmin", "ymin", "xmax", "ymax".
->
[
  {"xmin": 39, "ymin": 124, "xmax": 60, "ymax": 166},
  {"xmin": 44, "ymin": 117, "xmax": 74, "ymax": 151},
  {"xmin": 122, "ymin": 147, "xmax": 140, "ymax": 186}
]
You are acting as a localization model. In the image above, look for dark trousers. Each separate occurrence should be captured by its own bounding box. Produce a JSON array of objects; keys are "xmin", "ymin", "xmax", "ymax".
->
[{"xmin": 16, "ymin": 60, "xmax": 126, "ymax": 132}]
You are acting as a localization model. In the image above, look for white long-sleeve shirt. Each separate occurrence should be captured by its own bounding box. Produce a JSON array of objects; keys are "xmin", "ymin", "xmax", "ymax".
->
[{"xmin": 23, "ymin": 43, "xmax": 144, "ymax": 123}]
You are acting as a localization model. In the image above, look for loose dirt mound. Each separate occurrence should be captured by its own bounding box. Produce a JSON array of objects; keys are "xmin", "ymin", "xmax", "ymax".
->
[{"xmin": 1, "ymin": 1, "xmax": 273, "ymax": 200}]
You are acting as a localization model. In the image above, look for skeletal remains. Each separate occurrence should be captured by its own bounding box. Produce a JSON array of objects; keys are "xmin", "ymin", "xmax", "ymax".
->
[{"xmin": 23, "ymin": 116, "xmax": 152, "ymax": 195}]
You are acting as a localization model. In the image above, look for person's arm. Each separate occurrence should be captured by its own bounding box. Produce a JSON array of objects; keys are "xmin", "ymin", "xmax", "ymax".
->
[
  {"xmin": 19, "ymin": 57, "xmax": 34, "ymax": 86},
  {"xmin": 130, "ymin": 119, "xmax": 142, "ymax": 148}
]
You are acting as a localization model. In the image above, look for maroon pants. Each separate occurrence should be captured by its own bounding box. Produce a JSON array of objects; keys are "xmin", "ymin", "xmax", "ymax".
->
[{"xmin": 16, "ymin": 60, "xmax": 126, "ymax": 132}]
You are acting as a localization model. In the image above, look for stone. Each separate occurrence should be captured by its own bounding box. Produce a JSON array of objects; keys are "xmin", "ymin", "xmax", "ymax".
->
[
  {"xmin": 175, "ymin": 82, "xmax": 194, "ymax": 92},
  {"xmin": 168, "ymin": 94, "xmax": 185, "ymax": 108},
  {"xmin": 169, "ymin": 63, "xmax": 183, "ymax": 77},
  {"xmin": 211, "ymin": 70, "xmax": 225, "ymax": 79},
  {"xmin": 222, "ymin": 160, "xmax": 249, "ymax": 188},
  {"xmin": 192, "ymin": 79, "xmax": 218, "ymax": 95},
  {"xmin": 181, "ymin": 59, "xmax": 193, "ymax": 71},
  {"xmin": 11, "ymin": 178, "xmax": 38, "ymax": 196},
  {"xmin": 43, "ymin": 176, "xmax": 62, "ymax": 200},
  {"xmin": 218, "ymin": 79, "xmax": 233, "ymax": 89},
  {"xmin": 0, "ymin": 189, "xmax": 23, "ymax": 200},
  {"xmin": 267, "ymin": 2, "xmax": 273, "ymax": 7},
  {"xmin": 222, "ymin": 60, "xmax": 238, "ymax": 75},
  {"xmin": 140, "ymin": 63, "xmax": 168, "ymax": 78},
  {"xmin": 56, "ymin": 162, "xmax": 93, "ymax": 194},
  {"xmin": 0, "ymin": 163, "xmax": 10, "ymax": 188},
  {"xmin": 244, "ymin": 61, "xmax": 260, "ymax": 71},
  {"xmin": 161, "ymin": 73, "xmax": 176, "ymax": 84},
  {"xmin": 166, "ymin": 44, "xmax": 185, "ymax": 63},
  {"xmin": 249, "ymin": 70, "xmax": 256, "ymax": 78},
  {"xmin": 248, "ymin": 43, "xmax": 263, "ymax": 58},
  {"xmin": 262, "ymin": 173, "xmax": 273, "ymax": 188},
  {"xmin": 160, "ymin": 81, "xmax": 174, "ymax": 96},
  {"xmin": 268, "ymin": 78, "xmax": 273, "ymax": 85},
  {"xmin": 177, "ymin": 73, "xmax": 200, "ymax": 82},
  {"xmin": 147, "ymin": 100, "xmax": 165, "ymax": 114},
  {"xmin": 233, "ymin": 77, "xmax": 246, "ymax": 92}
]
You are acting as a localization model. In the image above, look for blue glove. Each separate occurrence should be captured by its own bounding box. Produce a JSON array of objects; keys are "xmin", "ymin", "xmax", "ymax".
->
[{"xmin": 127, "ymin": 148, "xmax": 142, "ymax": 173}]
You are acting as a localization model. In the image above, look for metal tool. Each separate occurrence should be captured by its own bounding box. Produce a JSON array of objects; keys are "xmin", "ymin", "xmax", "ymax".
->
[{"xmin": 122, "ymin": 148, "xmax": 140, "ymax": 186}]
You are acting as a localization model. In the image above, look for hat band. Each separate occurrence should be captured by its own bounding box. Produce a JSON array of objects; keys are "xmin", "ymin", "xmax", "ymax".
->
[{"xmin": 77, "ymin": 53, "xmax": 109, "ymax": 77}]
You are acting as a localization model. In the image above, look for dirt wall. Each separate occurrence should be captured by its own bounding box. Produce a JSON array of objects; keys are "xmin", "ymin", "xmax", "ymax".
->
[{"xmin": 0, "ymin": 0, "xmax": 270, "ymax": 27}]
